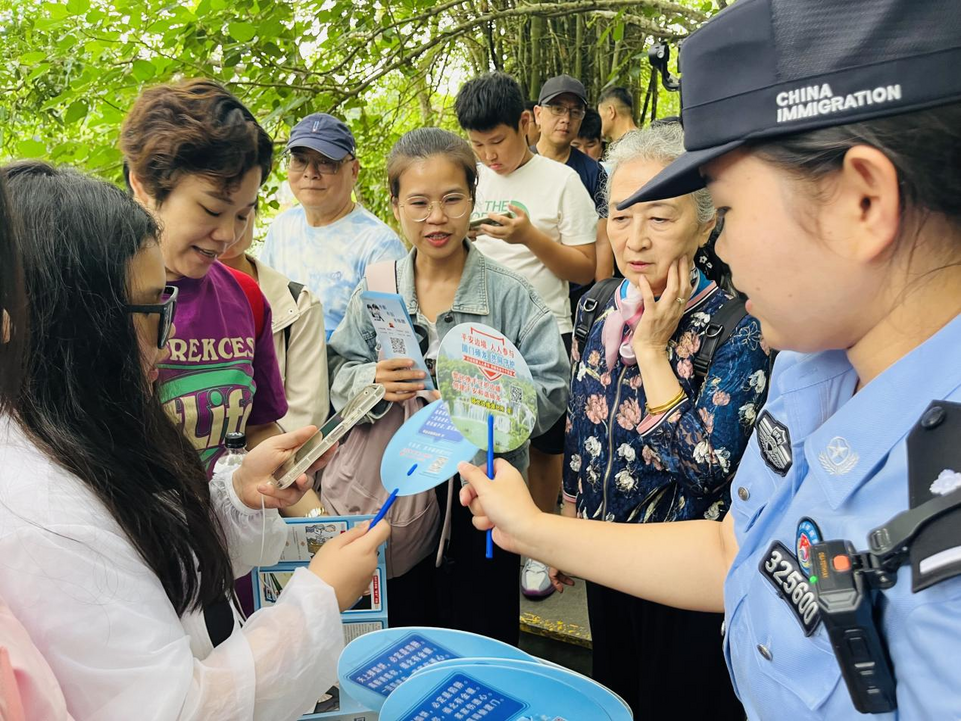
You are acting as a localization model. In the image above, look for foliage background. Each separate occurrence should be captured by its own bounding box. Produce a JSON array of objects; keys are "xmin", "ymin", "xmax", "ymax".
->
[{"xmin": 0, "ymin": 0, "xmax": 724, "ymax": 229}]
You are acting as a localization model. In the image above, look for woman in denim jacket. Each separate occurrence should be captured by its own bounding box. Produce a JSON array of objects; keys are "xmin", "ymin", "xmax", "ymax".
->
[
  {"xmin": 557, "ymin": 124, "xmax": 770, "ymax": 719},
  {"xmin": 327, "ymin": 128, "xmax": 569, "ymax": 644}
]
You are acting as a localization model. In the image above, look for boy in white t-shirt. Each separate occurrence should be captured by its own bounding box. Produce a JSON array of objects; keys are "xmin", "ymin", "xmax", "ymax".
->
[{"xmin": 455, "ymin": 71, "xmax": 597, "ymax": 599}]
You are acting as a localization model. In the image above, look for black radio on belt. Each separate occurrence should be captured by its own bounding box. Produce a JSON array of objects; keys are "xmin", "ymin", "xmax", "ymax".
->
[{"xmin": 810, "ymin": 401, "xmax": 961, "ymax": 715}]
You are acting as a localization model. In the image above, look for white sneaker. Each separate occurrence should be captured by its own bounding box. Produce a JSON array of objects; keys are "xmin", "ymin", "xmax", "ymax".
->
[{"xmin": 521, "ymin": 558, "xmax": 554, "ymax": 599}]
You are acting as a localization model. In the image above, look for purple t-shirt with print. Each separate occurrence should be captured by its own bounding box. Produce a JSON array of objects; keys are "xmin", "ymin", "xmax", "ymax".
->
[{"xmin": 158, "ymin": 262, "xmax": 288, "ymax": 476}]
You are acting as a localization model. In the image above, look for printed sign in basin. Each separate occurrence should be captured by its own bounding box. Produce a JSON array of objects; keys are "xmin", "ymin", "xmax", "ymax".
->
[
  {"xmin": 411, "ymin": 658, "xmax": 632, "ymax": 721},
  {"xmin": 337, "ymin": 626, "xmax": 535, "ymax": 712},
  {"xmin": 380, "ymin": 400, "xmax": 480, "ymax": 495},
  {"xmin": 380, "ymin": 663, "xmax": 614, "ymax": 721},
  {"xmin": 437, "ymin": 323, "xmax": 537, "ymax": 453}
]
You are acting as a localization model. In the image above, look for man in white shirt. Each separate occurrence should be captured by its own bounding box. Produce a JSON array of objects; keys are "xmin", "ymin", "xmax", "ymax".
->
[
  {"xmin": 455, "ymin": 71, "xmax": 597, "ymax": 599},
  {"xmin": 260, "ymin": 113, "xmax": 406, "ymax": 339}
]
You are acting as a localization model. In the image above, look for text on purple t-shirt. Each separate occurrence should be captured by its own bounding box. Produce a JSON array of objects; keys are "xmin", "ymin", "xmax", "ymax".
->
[{"xmin": 158, "ymin": 262, "xmax": 288, "ymax": 475}]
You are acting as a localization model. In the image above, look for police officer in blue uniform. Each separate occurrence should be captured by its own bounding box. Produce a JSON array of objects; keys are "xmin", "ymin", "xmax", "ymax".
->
[{"xmin": 455, "ymin": 0, "xmax": 961, "ymax": 717}]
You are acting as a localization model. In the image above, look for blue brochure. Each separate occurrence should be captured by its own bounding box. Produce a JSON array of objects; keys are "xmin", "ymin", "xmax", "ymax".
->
[
  {"xmin": 362, "ymin": 290, "xmax": 435, "ymax": 390},
  {"xmin": 337, "ymin": 627, "xmax": 534, "ymax": 711},
  {"xmin": 412, "ymin": 658, "xmax": 633, "ymax": 720},
  {"xmin": 380, "ymin": 663, "xmax": 619, "ymax": 720}
]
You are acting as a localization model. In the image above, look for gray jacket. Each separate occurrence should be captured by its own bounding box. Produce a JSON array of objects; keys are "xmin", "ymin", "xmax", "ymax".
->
[{"xmin": 327, "ymin": 241, "xmax": 570, "ymax": 472}]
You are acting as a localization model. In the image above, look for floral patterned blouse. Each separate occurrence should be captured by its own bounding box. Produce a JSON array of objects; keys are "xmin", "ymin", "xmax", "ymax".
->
[{"xmin": 563, "ymin": 273, "xmax": 771, "ymax": 524}]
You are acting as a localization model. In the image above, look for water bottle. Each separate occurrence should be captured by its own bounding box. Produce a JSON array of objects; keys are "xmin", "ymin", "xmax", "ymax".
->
[{"xmin": 213, "ymin": 431, "xmax": 247, "ymax": 476}]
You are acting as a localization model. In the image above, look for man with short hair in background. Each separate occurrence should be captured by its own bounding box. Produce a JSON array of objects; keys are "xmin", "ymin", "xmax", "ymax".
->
[{"xmin": 597, "ymin": 86, "xmax": 639, "ymax": 144}]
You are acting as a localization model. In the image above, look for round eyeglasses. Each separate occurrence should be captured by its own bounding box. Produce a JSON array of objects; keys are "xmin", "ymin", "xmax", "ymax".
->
[{"xmin": 398, "ymin": 194, "xmax": 472, "ymax": 222}]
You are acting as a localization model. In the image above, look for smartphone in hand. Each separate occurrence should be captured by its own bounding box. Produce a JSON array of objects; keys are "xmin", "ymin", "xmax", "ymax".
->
[
  {"xmin": 272, "ymin": 384, "xmax": 386, "ymax": 489},
  {"xmin": 468, "ymin": 211, "xmax": 515, "ymax": 231}
]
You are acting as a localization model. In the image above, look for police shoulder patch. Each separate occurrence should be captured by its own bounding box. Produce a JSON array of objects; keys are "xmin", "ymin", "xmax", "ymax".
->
[
  {"xmin": 759, "ymin": 540, "xmax": 821, "ymax": 636},
  {"xmin": 756, "ymin": 411, "xmax": 793, "ymax": 476}
]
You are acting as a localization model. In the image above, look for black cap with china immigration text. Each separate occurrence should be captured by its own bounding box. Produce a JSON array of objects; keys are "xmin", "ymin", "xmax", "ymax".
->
[{"xmin": 619, "ymin": 0, "xmax": 961, "ymax": 209}]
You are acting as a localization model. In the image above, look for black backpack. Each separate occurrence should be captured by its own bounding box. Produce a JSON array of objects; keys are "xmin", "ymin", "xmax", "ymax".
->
[{"xmin": 572, "ymin": 278, "xmax": 749, "ymax": 382}]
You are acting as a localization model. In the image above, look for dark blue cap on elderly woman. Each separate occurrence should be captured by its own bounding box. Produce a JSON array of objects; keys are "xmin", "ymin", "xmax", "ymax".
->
[
  {"xmin": 619, "ymin": 0, "xmax": 961, "ymax": 209},
  {"xmin": 286, "ymin": 113, "xmax": 356, "ymax": 161}
]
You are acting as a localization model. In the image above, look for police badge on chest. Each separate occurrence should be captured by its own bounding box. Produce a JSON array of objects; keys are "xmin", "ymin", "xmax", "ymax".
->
[{"xmin": 759, "ymin": 535, "xmax": 822, "ymax": 636}]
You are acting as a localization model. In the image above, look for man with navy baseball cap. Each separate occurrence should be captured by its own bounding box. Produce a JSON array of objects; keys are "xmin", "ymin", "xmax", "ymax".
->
[{"xmin": 260, "ymin": 112, "xmax": 405, "ymax": 339}]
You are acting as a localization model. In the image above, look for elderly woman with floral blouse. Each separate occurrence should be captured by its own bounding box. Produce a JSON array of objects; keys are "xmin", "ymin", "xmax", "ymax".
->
[{"xmin": 556, "ymin": 124, "xmax": 770, "ymax": 720}]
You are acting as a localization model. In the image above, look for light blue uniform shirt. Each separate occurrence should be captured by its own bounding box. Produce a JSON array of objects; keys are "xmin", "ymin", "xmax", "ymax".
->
[
  {"xmin": 724, "ymin": 312, "xmax": 961, "ymax": 719},
  {"xmin": 259, "ymin": 204, "xmax": 407, "ymax": 339}
]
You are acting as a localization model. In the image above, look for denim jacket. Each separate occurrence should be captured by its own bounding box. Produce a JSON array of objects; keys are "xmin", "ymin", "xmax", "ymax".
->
[
  {"xmin": 328, "ymin": 240, "xmax": 570, "ymax": 472},
  {"xmin": 563, "ymin": 274, "xmax": 771, "ymax": 524}
]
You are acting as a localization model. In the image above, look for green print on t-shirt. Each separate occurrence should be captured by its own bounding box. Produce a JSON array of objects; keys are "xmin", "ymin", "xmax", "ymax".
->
[{"xmin": 159, "ymin": 362, "xmax": 256, "ymax": 473}]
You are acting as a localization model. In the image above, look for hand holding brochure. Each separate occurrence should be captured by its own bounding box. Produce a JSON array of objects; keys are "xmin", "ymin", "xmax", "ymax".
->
[{"xmin": 361, "ymin": 290, "xmax": 435, "ymax": 390}]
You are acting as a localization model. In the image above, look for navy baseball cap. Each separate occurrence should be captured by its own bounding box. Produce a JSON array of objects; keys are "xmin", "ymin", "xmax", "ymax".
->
[
  {"xmin": 286, "ymin": 113, "xmax": 356, "ymax": 161},
  {"xmin": 538, "ymin": 75, "xmax": 588, "ymax": 106},
  {"xmin": 619, "ymin": 0, "xmax": 961, "ymax": 209}
]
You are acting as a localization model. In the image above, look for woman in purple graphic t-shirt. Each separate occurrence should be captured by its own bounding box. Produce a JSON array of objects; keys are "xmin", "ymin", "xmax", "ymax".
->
[{"xmin": 120, "ymin": 80, "xmax": 312, "ymax": 490}]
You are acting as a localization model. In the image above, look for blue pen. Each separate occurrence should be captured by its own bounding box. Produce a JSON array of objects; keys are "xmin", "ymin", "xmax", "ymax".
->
[
  {"xmin": 486, "ymin": 413, "xmax": 494, "ymax": 559},
  {"xmin": 370, "ymin": 488, "xmax": 399, "ymax": 530}
]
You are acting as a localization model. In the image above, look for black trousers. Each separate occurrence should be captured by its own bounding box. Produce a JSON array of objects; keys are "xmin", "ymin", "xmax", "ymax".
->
[
  {"xmin": 587, "ymin": 581, "xmax": 744, "ymax": 720},
  {"xmin": 386, "ymin": 478, "xmax": 521, "ymax": 647}
]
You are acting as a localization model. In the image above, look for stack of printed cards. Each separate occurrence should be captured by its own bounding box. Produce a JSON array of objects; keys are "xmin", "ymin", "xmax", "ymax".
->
[
  {"xmin": 337, "ymin": 627, "xmax": 633, "ymax": 721},
  {"xmin": 252, "ymin": 515, "xmax": 388, "ymax": 720}
]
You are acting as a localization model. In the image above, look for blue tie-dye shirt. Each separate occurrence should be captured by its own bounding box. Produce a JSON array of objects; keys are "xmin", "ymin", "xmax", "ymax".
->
[{"xmin": 259, "ymin": 204, "xmax": 407, "ymax": 339}]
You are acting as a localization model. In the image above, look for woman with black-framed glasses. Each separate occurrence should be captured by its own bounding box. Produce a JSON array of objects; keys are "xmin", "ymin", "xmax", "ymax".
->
[
  {"xmin": 126, "ymin": 285, "xmax": 178, "ymax": 349},
  {"xmin": 0, "ymin": 161, "xmax": 390, "ymax": 720}
]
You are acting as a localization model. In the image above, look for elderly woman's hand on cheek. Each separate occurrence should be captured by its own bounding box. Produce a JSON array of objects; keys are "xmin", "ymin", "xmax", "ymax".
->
[{"xmin": 631, "ymin": 256, "xmax": 693, "ymax": 360}]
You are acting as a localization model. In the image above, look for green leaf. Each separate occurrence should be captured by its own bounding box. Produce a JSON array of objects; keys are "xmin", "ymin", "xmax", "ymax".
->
[
  {"xmin": 613, "ymin": 22, "xmax": 625, "ymax": 42},
  {"xmin": 25, "ymin": 63, "xmax": 51, "ymax": 83},
  {"xmin": 17, "ymin": 139, "xmax": 47, "ymax": 158},
  {"xmin": 228, "ymin": 22, "xmax": 256, "ymax": 43},
  {"xmin": 64, "ymin": 100, "xmax": 88, "ymax": 124},
  {"xmin": 42, "ymin": 2, "xmax": 69, "ymax": 20},
  {"xmin": 66, "ymin": 0, "xmax": 90, "ymax": 14},
  {"xmin": 131, "ymin": 59, "xmax": 156, "ymax": 81},
  {"xmin": 19, "ymin": 51, "xmax": 48, "ymax": 65}
]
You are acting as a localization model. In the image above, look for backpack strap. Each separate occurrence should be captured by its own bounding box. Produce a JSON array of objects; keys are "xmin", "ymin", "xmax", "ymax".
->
[
  {"xmin": 692, "ymin": 296, "xmax": 747, "ymax": 381},
  {"xmin": 224, "ymin": 265, "xmax": 266, "ymax": 338},
  {"xmin": 573, "ymin": 278, "xmax": 621, "ymax": 346},
  {"xmin": 282, "ymin": 281, "xmax": 305, "ymax": 351},
  {"xmin": 364, "ymin": 261, "xmax": 399, "ymax": 294}
]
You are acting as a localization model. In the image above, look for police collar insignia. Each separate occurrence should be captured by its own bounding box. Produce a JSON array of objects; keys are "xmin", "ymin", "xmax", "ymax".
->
[
  {"xmin": 795, "ymin": 517, "xmax": 822, "ymax": 579},
  {"xmin": 759, "ymin": 541, "xmax": 821, "ymax": 636},
  {"xmin": 818, "ymin": 436, "xmax": 859, "ymax": 476},
  {"xmin": 757, "ymin": 411, "xmax": 792, "ymax": 476}
]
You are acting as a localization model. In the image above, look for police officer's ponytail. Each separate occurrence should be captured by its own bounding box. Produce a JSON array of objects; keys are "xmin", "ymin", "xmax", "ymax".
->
[{"xmin": 751, "ymin": 102, "xmax": 961, "ymax": 234}]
